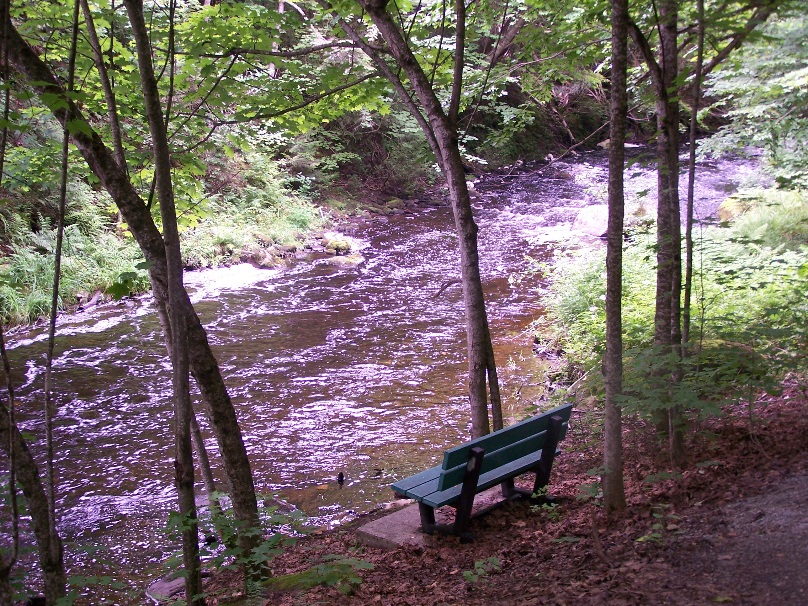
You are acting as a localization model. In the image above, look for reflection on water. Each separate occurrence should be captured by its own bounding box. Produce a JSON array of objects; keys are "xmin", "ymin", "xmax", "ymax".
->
[{"xmin": 4, "ymin": 149, "xmax": 760, "ymax": 601}]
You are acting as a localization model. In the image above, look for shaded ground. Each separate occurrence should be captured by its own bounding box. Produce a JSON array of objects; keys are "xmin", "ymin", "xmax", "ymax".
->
[{"xmin": 202, "ymin": 385, "xmax": 808, "ymax": 606}]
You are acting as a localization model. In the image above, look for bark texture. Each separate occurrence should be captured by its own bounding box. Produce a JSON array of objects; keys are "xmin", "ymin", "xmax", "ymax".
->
[{"xmin": 603, "ymin": 0, "xmax": 628, "ymax": 515}]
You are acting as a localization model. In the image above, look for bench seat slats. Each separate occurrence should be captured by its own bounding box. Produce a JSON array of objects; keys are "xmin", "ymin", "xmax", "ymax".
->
[
  {"xmin": 440, "ymin": 403, "xmax": 573, "ymax": 470},
  {"xmin": 390, "ymin": 464, "xmax": 442, "ymax": 495},
  {"xmin": 423, "ymin": 449, "xmax": 548, "ymax": 508}
]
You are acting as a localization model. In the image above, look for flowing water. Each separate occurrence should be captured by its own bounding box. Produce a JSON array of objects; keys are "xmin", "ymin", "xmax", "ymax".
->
[{"xmin": 5, "ymin": 148, "xmax": 762, "ymax": 602}]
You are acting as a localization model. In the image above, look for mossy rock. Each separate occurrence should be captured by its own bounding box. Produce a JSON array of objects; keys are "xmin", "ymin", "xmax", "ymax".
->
[
  {"xmin": 321, "ymin": 254, "xmax": 365, "ymax": 268},
  {"xmin": 717, "ymin": 195, "xmax": 756, "ymax": 223},
  {"xmin": 321, "ymin": 233, "xmax": 352, "ymax": 254}
]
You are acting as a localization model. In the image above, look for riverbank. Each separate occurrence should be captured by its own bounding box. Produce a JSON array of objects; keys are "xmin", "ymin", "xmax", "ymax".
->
[
  {"xmin": 11, "ymin": 148, "xmax": 785, "ymax": 603},
  {"xmin": 198, "ymin": 384, "xmax": 808, "ymax": 605}
]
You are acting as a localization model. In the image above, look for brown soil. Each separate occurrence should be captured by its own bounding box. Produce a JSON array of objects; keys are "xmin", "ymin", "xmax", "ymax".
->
[{"xmin": 203, "ymin": 385, "xmax": 808, "ymax": 606}]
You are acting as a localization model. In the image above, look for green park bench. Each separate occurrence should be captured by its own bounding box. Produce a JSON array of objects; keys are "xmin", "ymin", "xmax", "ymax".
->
[{"xmin": 391, "ymin": 402, "xmax": 573, "ymax": 541}]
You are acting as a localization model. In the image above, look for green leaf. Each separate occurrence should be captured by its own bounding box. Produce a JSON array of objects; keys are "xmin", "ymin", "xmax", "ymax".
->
[
  {"xmin": 40, "ymin": 92, "xmax": 69, "ymax": 111},
  {"xmin": 106, "ymin": 282, "xmax": 131, "ymax": 300},
  {"xmin": 66, "ymin": 119, "xmax": 93, "ymax": 137}
]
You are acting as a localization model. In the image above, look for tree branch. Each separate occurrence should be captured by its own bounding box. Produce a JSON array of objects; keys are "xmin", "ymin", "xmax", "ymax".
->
[
  {"xmin": 315, "ymin": 0, "xmax": 443, "ymax": 164},
  {"xmin": 209, "ymin": 70, "xmax": 380, "ymax": 126},
  {"xmin": 628, "ymin": 20, "xmax": 664, "ymax": 95},
  {"xmin": 192, "ymin": 40, "xmax": 361, "ymax": 59},
  {"xmin": 700, "ymin": 3, "xmax": 778, "ymax": 78},
  {"xmin": 448, "ymin": 0, "xmax": 465, "ymax": 126}
]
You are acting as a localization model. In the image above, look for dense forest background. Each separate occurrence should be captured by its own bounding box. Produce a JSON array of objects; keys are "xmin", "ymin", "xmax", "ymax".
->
[{"xmin": 1, "ymin": 0, "xmax": 807, "ymax": 602}]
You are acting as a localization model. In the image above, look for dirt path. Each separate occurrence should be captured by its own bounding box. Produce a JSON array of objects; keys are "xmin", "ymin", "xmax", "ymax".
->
[{"xmin": 665, "ymin": 469, "xmax": 808, "ymax": 605}]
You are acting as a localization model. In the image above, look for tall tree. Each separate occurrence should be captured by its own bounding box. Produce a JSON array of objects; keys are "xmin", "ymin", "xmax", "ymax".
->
[
  {"xmin": 321, "ymin": 0, "xmax": 502, "ymax": 437},
  {"xmin": 603, "ymin": 0, "xmax": 629, "ymax": 515},
  {"xmin": 0, "ymin": 6, "xmax": 263, "ymax": 576},
  {"xmin": 123, "ymin": 0, "xmax": 202, "ymax": 599},
  {"xmin": 628, "ymin": 0, "xmax": 783, "ymax": 464}
]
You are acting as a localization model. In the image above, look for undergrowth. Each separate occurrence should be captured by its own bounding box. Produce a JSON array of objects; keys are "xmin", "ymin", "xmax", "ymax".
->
[
  {"xmin": 537, "ymin": 187, "xmax": 808, "ymax": 418},
  {"xmin": 0, "ymin": 151, "xmax": 329, "ymax": 324}
]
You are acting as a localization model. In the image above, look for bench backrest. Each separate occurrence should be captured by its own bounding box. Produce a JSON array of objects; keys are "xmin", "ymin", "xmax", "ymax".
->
[{"xmin": 437, "ymin": 403, "xmax": 574, "ymax": 491}]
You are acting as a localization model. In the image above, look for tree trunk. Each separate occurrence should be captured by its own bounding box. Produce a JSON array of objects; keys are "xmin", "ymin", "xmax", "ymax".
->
[
  {"xmin": 0, "ymin": 1, "xmax": 66, "ymax": 601},
  {"xmin": 356, "ymin": 0, "xmax": 497, "ymax": 437},
  {"xmin": 629, "ymin": 5, "xmax": 686, "ymax": 466},
  {"xmin": 1, "ymin": 13, "xmax": 261, "ymax": 566},
  {"xmin": 683, "ymin": 0, "xmax": 705, "ymax": 348},
  {"xmin": 191, "ymin": 414, "xmax": 225, "ymax": 530},
  {"xmin": 0, "ymin": 400, "xmax": 66, "ymax": 604},
  {"xmin": 657, "ymin": 0, "xmax": 686, "ymax": 466},
  {"xmin": 603, "ymin": 0, "xmax": 628, "ymax": 516},
  {"xmin": 123, "ymin": 0, "xmax": 202, "ymax": 599}
]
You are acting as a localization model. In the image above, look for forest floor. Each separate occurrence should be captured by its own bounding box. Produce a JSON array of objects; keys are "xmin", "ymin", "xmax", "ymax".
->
[{"xmin": 202, "ymin": 384, "xmax": 808, "ymax": 606}]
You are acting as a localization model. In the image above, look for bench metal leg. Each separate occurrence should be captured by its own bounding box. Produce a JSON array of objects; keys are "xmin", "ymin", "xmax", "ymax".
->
[
  {"xmin": 501, "ymin": 478, "xmax": 533, "ymax": 499},
  {"xmin": 533, "ymin": 415, "xmax": 563, "ymax": 496},
  {"xmin": 501, "ymin": 479, "xmax": 517, "ymax": 498},
  {"xmin": 454, "ymin": 446, "xmax": 485, "ymax": 540},
  {"xmin": 418, "ymin": 503, "xmax": 436, "ymax": 534}
]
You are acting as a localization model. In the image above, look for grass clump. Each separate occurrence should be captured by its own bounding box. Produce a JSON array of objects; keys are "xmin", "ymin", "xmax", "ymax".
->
[
  {"xmin": 181, "ymin": 152, "xmax": 326, "ymax": 269},
  {"xmin": 0, "ymin": 183, "xmax": 148, "ymax": 325},
  {"xmin": 0, "ymin": 151, "xmax": 329, "ymax": 323}
]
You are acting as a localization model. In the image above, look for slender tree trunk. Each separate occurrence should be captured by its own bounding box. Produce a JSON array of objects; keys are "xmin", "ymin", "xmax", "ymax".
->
[
  {"xmin": 1, "ymin": 12, "xmax": 261, "ymax": 571},
  {"xmin": 0, "ymin": 8, "xmax": 21, "ymax": 599},
  {"xmin": 123, "ymin": 0, "xmax": 202, "ymax": 600},
  {"xmin": 658, "ymin": 0, "xmax": 686, "ymax": 466},
  {"xmin": 191, "ymin": 414, "xmax": 224, "ymax": 529},
  {"xmin": 603, "ymin": 0, "xmax": 628, "ymax": 516},
  {"xmin": 0, "ymin": 399, "xmax": 66, "ymax": 603},
  {"xmin": 485, "ymin": 318, "xmax": 503, "ymax": 431},
  {"xmin": 629, "ymin": 6, "xmax": 686, "ymax": 466},
  {"xmin": 683, "ymin": 0, "xmax": 705, "ymax": 348},
  {"xmin": 356, "ymin": 0, "xmax": 497, "ymax": 437},
  {"xmin": 80, "ymin": 0, "xmax": 127, "ymax": 171},
  {"xmin": 0, "ymin": 2, "xmax": 67, "ymax": 603},
  {"xmin": 41, "ymin": 2, "xmax": 80, "ymax": 593}
]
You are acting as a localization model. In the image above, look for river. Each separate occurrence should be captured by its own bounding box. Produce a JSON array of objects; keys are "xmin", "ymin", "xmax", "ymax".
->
[{"xmin": 5, "ymin": 147, "xmax": 762, "ymax": 603}]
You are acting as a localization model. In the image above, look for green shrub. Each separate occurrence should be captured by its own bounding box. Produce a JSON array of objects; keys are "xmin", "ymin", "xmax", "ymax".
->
[
  {"xmin": 180, "ymin": 152, "xmax": 325, "ymax": 269},
  {"xmin": 0, "ymin": 187, "xmax": 147, "ymax": 324},
  {"xmin": 729, "ymin": 188, "xmax": 808, "ymax": 248},
  {"xmin": 541, "ymin": 195, "xmax": 808, "ymax": 415}
]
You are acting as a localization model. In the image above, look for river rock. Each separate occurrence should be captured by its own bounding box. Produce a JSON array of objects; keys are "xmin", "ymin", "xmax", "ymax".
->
[
  {"xmin": 244, "ymin": 245, "xmax": 283, "ymax": 268},
  {"xmin": 146, "ymin": 574, "xmax": 185, "ymax": 604},
  {"xmin": 321, "ymin": 231, "xmax": 364, "ymax": 254},
  {"xmin": 572, "ymin": 205, "xmax": 609, "ymax": 237},
  {"xmin": 717, "ymin": 195, "xmax": 754, "ymax": 223},
  {"xmin": 321, "ymin": 253, "xmax": 365, "ymax": 268}
]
